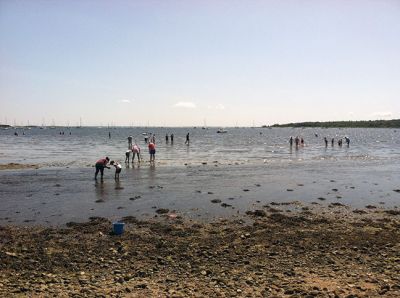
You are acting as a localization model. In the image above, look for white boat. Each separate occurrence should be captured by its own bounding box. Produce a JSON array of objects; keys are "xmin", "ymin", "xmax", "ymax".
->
[{"xmin": 217, "ymin": 128, "xmax": 228, "ymax": 133}]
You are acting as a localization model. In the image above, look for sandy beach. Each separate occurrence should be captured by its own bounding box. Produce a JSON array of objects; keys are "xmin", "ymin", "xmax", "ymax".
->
[{"xmin": 1, "ymin": 207, "xmax": 400, "ymax": 297}]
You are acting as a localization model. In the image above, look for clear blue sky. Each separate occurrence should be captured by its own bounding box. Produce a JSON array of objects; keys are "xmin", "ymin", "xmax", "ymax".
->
[{"xmin": 1, "ymin": 0, "xmax": 399, "ymax": 126}]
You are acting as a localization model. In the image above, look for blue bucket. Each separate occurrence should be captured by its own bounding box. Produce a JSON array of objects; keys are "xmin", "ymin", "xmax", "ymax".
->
[{"xmin": 112, "ymin": 222, "xmax": 125, "ymax": 235}]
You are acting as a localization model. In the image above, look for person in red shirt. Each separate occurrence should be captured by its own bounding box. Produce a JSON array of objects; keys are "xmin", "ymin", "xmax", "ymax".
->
[
  {"xmin": 95, "ymin": 157, "xmax": 110, "ymax": 180},
  {"xmin": 148, "ymin": 142, "xmax": 156, "ymax": 163}
]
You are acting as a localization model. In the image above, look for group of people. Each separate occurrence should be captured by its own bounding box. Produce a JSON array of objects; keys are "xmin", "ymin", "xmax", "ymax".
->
[
  {"xmin": 94, "ymin": 157, "xmax": 122, "ymax": 180},
  {"xmin": 289, "ymin": 136, "xmax": 351, "ymax": 147},
  {"xmin": 289, "ymin": 136, "xmax": 305, "ymax": 147},
  {"xmin": 94, "ymin": 134, "xmax": 164, "ymax": 180},
  {"xmin": 323, "ymin": 136, "xmax": 350, "ymax": 147}
]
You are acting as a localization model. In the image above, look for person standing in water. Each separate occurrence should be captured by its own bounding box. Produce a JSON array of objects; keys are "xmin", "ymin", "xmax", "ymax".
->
[
  {"xmin": 165, "ymin": 134, "xmax": 169, "ymax": 142},
  {"xmin": 110, "ymin": 161, "xmax": 122, "ymax": 180},
  {"xmin": 148, "ymin": 142, "xmax": 156, "ymax": 163},
  {"xmin": 170, "ymin": 133, "xmax": 174, "ymax": 143},
  {"xmin": 132, "ymin": 143, "xmax": 141, "ymax": 163},
  {"xmin": 127, "ymin": 135, "xmax": 133, "ymax": 149},
  {"xmin": 289, "ymin": 136, "xmax": 293, "ymax": 146},
  {"xmin": 331, "ymin": 138, "xmax": 334, "ymax": 146},
  {"xmin": 108, "ymin": 131, "xmax": 111, "ymax": 139},
  {"xmin": 324, "ymin": 137, "xmax": 328, "ymax": 147},
  {"xmin": 185, "ymin": 132, "xmax": 190, "ymax": 145},
  {"xmin": 345, "ymin": 136, "xmax": 350, "ymax": 146},
  {"xmin": 95, "ymin": 157, "xmax": 110, "ymax": 180}
]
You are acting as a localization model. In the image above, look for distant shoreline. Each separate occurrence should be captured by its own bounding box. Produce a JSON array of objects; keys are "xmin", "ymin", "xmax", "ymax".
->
[
  {"xmin": 1, "ymin": 119, "xmax": 399, "ymax": 129},
  {"xmin": 271, "ymin": 119, "xmax": 400, "ymax": 128}
]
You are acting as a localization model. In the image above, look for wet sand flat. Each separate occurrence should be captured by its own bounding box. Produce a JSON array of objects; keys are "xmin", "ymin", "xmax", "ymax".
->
[{"xmin": 0, "ymin": 161, "xmax": 399, "ymax": 225}]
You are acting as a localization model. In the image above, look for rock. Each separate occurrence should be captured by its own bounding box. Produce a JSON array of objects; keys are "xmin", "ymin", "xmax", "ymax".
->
[
  {"xmin": 317, "ymin": 197, "xmax": 326, "ymax": 201},
  {"xmin": 384, "ymin": 210, "xmax": 400, "ymax": 216},
  {"xmin": 287, "ymin": 189, "xmax": 294, "ymax": 192},
  {"xmin": 211, "ymin": 199, "xmax": 222, "ymax": 204},
  {"xmin": 393, "ymin": 189, "xmax": 400, "ymax": 193},
  {"xmin": 329, "ymin": 203, "xmax": 345, "ymax": 207},
  {"xmin": 221, "ymin": 203, "xmax": 231, "ymax": 208},
  {"xmin": 365, "ymin": 205, "xmax": 377, "ymax": 209},
  {"xmin": 246, "ymin": 210, "xmax": 266, "ymax": 217},
  {"xmin": 155, "ymin": 208, "xmax": 169, "ymax": 214}
]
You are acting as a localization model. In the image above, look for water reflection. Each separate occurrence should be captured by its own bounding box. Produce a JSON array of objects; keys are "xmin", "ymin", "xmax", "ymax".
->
[{"xmin": 94, "ymin": 179, "xmax": 107, "ymax": 201}]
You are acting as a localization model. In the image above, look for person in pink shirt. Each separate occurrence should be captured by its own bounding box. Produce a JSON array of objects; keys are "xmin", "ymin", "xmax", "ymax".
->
[
  {"xmin": 148, "ymin": 142, "xmax": 156, "ymax": 163},
  {"xmin": 94, "ymin": 157, "xmax": 110, "ymax": 180},
  {"xmin": 131, "ymin": 144, "xmax": 141, "ymax": 163}
]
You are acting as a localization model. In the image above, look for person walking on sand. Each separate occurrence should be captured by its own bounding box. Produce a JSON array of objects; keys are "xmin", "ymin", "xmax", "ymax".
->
[
  {"xmin": 127, "ymin": 135, "xmax": 133, "ymax": 149},
  {"xmin": 148, "ymin": 141, "xmax": 156, "ymax": 163},
  {"xmin": 331, "ymin": 138, "xmax": 334, "ymax": 146},
  {"xmin": 185, "ymin": 132, "xmax": 190, "ymax": 145},
  {"xmin": 289, "ymin": 136, "xmax": 293, "ymax": 146},
  {"xmin": 95, "ymin": 157, "xmax": 110, "ymax": 180},
  {"xmin": 324, "ymin": 137, "xmax": 328, "ymax": 147},
  {"xmin": 132, "ymin": 143, "xmax": 141, "ymax": 163}
]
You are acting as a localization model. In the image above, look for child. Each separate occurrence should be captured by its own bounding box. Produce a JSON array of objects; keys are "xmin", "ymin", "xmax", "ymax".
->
[
  {"xmin": 125, "ymin": 150, "xmax": 130, "ymax": 163},
  {"xmin": 110, "ymin": 161, "xmax": 122, "ymax": 180}
]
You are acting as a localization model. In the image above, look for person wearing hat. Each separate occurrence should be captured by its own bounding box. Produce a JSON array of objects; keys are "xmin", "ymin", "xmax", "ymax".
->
[{"xmin": 95, "ymin": 157, "xmax": 110, "ymax": 180}]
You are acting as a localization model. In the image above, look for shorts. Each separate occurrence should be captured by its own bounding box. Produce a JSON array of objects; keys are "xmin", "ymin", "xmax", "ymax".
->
[
  {"xmin": 95, "ymin": 163, "xmax": 104, "ymax": 170},
  {"xmin": 149, "ymin": 149, "xmax": 156, "ymax": 155},
  {"xmin": 116, "ymin": 168, "xmax": 122, "ymax": 174}
]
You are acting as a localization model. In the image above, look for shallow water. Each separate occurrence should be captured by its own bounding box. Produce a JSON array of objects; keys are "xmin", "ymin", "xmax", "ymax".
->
[
  {"xmin": 1, "ymin": 126, "xmax": 399, "ymax": 167},
  {"xmin": 0, "ymin": 127, "xmax": 399, "ymax": 225}
]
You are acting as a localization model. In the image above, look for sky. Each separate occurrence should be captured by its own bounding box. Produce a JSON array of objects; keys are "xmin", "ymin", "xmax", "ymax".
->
[{"xmin": 1, "ymin": 0, "xmax": 399, "ymax": 127}]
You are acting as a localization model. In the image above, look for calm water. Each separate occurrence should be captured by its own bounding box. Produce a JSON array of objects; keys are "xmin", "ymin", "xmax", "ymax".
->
[
  {"xmin": 1, "ymin": 127, "xmax": 399, "ymax": 225},
  {"xmin": 1, "ymin": 127, "xmax": 399, "ymax": 168}
]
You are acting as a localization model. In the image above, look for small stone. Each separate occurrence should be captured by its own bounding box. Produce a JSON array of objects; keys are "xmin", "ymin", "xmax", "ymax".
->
[
  {"xmin": 155, "ymin": 208, "xmax": 169, "ymax": 214},
  {"xmin": 365, "ymin": 205, "xmax": 376, "ymax": 209},
  {"xmin": 211, "ymin": 199, "xmax": 222, "ymax": 204}
]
